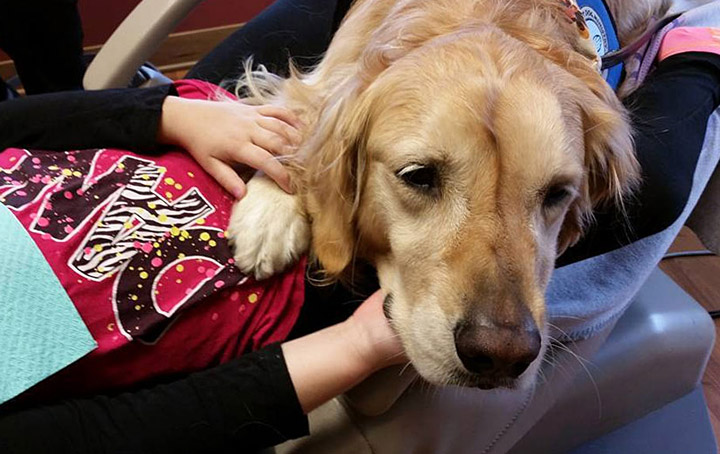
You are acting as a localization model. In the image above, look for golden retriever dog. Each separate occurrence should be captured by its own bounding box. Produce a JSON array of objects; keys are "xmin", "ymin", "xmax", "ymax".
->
[{"xmin": 225, "ymin": 0, "xmax": 670, "ymax": 389}]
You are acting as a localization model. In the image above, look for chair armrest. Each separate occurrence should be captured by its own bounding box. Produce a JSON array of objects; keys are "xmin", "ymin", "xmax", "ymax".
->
[{"xmin": 83, "ymin": 0, "xmax": 204, "ymax": 90}]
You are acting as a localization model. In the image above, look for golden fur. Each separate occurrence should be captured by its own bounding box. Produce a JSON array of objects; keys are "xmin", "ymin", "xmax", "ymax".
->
[{"xmin": 229, "ymin": 0, "xmax": 647, "ymax": 387}]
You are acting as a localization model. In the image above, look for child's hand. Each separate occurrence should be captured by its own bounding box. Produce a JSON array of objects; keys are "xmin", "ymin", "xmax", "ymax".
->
[
  {"xmin": 157, "ymin": 96, "xmax": 302, "ymax": 199},
  {"xmin": 282, "ymin": 290, "xmax": 407, "ymax": 413},
  {"xmin": 347, "ymin": 291, "xmax": 407, "ymax": 371}
]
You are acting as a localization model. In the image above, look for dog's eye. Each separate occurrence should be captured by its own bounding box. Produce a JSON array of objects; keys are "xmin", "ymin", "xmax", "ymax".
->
[
  {"xmin": 543, "ymin": 186, "xmax": 571, "ymax": 208},
  {"xmin": 397, "ymin": 164, "xmax": 438, "ymax": 192}
]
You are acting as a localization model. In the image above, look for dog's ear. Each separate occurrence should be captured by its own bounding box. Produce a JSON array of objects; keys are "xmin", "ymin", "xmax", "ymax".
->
[
  {"xmin": 304, "ymin": 79, "xmax": 373, "ymax": 278},
  {"xmin": 557, "ymin": 77, "xmax": 640, "ymax": 254}
]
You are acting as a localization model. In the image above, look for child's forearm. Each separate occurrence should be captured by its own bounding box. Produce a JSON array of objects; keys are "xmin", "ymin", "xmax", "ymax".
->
[{"xmin": 282, "ymin": 318, "xmax": 379, "ymax": 413}]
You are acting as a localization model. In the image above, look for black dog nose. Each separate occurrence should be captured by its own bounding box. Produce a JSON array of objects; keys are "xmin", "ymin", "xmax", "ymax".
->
[{"xmin": 454, "ymin": 319, "xmax": 541, "ymax": 379}]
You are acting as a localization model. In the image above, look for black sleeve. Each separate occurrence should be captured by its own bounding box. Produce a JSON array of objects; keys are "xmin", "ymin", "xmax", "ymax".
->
[
  {"xmin": 0, "ymin": 344, "xmax": 309, "ymax": 454},
  {"xmin": 0, "ymin": 84, "xmax": 176, "ymax": 153}
]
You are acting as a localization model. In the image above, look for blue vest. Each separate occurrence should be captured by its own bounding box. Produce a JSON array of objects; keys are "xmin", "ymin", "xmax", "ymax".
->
[{"xmin": 577, "ymin": 0, "xmax": 623, "ymax": 90}]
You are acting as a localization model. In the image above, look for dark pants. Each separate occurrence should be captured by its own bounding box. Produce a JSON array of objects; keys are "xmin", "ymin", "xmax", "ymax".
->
[
  {"xmin": 0, "ymin": 0, "xmax": 85, "ymax": 101},
  {"xmin": 187, "ymin": 0, "xmax": 352, "ymax": 84}
]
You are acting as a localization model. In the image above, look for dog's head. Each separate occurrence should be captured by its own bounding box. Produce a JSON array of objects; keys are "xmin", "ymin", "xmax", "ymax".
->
[{"xmin": 302, "ymin": 27, "xmax": 638, "ymax": 389}]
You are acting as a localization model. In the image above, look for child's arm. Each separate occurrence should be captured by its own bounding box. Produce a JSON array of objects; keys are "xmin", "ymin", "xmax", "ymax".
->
[
  {"xmin": 0, "ymin": 85, "xmax": 301, "ymax": 200},
  {"xmin": 0, "ymin": 85, "xmax": 174, "ymax": 152}
]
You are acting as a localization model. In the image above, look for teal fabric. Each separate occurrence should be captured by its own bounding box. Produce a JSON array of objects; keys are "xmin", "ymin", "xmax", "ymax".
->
[{"xmin": 0, "ymin": 203, "xmax": 96, "ymax": 404}]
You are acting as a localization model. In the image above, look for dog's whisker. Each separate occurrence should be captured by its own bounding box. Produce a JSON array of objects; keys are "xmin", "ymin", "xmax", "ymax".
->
[
  {"xmin": 548, "ymin": 315, "xmax": 584, "ymax": 321},
  {"xmin": 547, "ymin": 323, "xmax": 583, "ymax": 352},
  {"xmin": 551, "ymin": 342, "xmax": 602, "ymax": 417},
  {"xmin": 398, "ymin": 361, "xmax": 414, "ymax": 377}
]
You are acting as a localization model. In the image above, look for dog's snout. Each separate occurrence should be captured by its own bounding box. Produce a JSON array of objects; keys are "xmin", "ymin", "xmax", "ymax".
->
[{"xmin": 454, "ymin": 317, "xmax": 541, "ymax": 380}]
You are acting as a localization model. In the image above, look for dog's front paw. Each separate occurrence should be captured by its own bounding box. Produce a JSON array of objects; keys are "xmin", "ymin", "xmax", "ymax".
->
[{"xmin": 227, "ymin": 176, "xmax": 310, "ymax": 280}]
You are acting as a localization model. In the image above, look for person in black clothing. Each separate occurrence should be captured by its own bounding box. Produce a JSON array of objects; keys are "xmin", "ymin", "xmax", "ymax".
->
[
  {"xmin": 0, "ymin": 0, "xmax": 720, "ymax": 452},
  {"xmin": 0, "ymin": 0, "xmax": 85, "ymax": 101}
]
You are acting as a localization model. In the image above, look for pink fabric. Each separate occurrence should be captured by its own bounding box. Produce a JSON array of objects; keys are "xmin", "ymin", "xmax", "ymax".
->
[
  {"xmin": 0, "ymin": 80, "xmax": 305, "ymax": 400},
  {"xmin": 658, "ymin": 27, "xmax": 720, "ymax": 61}
]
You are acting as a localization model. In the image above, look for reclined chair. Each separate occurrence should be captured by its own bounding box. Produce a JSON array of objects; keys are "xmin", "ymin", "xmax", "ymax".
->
[{"xmin": 84, "ymin": 1, "xmax": 719, "ymax": 452}]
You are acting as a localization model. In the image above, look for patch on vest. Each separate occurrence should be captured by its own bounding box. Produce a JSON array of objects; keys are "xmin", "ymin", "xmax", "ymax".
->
[
  {"xmin": 581, "ymin": 7, "xmax": 609, "ymax": 56},
  {"xmin": 577, "ymin": 0, "xmax": 623, "ymax": 90}
]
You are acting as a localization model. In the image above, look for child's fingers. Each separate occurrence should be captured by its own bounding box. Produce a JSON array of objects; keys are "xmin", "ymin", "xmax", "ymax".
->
[
  {"xmin": 251, "ymin": 128, "xmax": 296, "ymax": 157},
  {"xmin": 257, "ymin": 117, "xmax": 302, "ymax": 146},
  {"xmin": 205, "ymin": 158, "xmax": 247, "ymax": 199},
  {"xmin": 237, "ymin": 144, "xmax": 293, "ymax": 194},
  {"xmin": 256, "ymin": 105, "xmax": 303, "ymax": 129}
]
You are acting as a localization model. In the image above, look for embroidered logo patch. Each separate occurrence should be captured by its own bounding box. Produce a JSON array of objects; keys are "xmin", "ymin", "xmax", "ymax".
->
[{"xmin": 581, "ymin": 7, "xmax": 609, "ymax": 56}]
